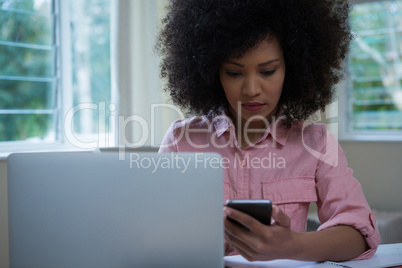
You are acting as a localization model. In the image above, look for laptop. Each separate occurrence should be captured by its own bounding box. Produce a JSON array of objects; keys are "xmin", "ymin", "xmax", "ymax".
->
[{"xmin": 8, "ymin": 152, "xmax": 224, "ymax": 268}]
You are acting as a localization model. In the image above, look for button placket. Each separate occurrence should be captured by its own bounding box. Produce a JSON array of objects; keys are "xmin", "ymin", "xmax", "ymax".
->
[{"xmin": 241, "ymin": 153, "xmax": 249, "ymax": 167}]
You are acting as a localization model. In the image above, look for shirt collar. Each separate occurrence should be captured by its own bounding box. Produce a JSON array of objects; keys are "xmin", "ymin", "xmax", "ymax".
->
[
  {"xmin": 212, "ymin": 109, "xmax": 292, "ymax": 146},
  {"xmin": 210, "ymin": 111, "xmax": 233, "ymax": 137}
]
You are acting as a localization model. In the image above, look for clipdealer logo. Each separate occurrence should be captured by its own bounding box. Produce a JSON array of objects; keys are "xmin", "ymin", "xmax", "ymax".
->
[
  {"xmin": 129, "ymin": 152, "xmax": 286, "ymax": 173},
  {"xmin": 302, "ymin": 101, "xmax": 339, "ymax": 167},
  {"xmin": 129, "ymin": 153, "xmax": 223, "ymax": 173},
  {"xmin": 63, "ymin": 102, "xmax": 185, "ymax": 152},
  {"xmin": 63, "ymin": 101, "xmax": 339, "ymax": 167}
]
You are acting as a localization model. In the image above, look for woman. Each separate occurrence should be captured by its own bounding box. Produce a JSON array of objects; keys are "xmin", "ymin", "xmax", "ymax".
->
[{"xmin": 156, "ymin": 0, "xmax": 380, "ymax": 261}]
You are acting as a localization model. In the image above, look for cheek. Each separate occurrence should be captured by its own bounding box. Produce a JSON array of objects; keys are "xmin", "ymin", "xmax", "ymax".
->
[
  {"xmin": 268, "ymin": 76, "xmax": 285, "ymax": 97},
  {"xmin": 274, "ymin": 82, "xmax": 284, "ymax": 96},
  {"xmin": 221, "ymin": 81, "xmax": 239, "ymax": 102}
]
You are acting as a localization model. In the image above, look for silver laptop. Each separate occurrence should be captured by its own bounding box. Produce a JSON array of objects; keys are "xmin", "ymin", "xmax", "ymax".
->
[{"xmin": 8, "ymin": 152, "xmax": 224, "ymax": 268}]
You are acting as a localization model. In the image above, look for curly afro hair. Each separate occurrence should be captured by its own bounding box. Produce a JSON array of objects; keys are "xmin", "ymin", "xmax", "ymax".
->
[{"xmin": 157, "ymin": 0, "xmax": 353, "ymax": 127}]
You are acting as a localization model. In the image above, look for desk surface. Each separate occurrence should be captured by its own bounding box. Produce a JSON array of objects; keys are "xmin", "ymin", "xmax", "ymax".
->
[{"xmin": 224, "ymin": 243, "xmax": 402, "ymax": 268}]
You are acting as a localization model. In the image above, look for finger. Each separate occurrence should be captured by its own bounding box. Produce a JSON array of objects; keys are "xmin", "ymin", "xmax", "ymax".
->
[
  {"xmin": 224, "ymin": 216, "xmax": 267, "ymax": 258},
  {"xmin": 224, "ymin": 216, "xmax": 255, "ymax": 250},
  {"xmin": 225, "ymin": 229, "xmax": 264, "ymax": 262},
  {"xmin": 224, "ymin": 240, "xmax": 232, "ymax": 255},
  {"xmin": 271, "ymin": 205, "xmax": 291, "ymax": 228},
  {"xmin": 224, "ymin": 214, "xmax": 250, "ymax": 240},
  {"xmin": 224, "ymin": 228, "xmax": 256, "ymax": 259},
  {"xmin": 224, "ymin": 239, "xmax": 235, "ymax": 254},
  {"xmin": 232, "ymin": 244, "xmax": 255, "ymax": 262}
]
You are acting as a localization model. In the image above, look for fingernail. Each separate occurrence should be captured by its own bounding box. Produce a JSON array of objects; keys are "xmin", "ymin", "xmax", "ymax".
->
[{"xmin": 223, "ymin": 207, "xmax": 231, "ymax": 216}]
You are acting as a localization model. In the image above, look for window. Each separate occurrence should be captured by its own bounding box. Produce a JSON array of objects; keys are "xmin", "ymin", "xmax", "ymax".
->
[
  {"xmin": 343, "ymin": 0, "xmax": 402, "ymax": 139},
  {"xmin": 0, "ymin": 0, "xmax": 56, "ymax": 143},
  {"xmin": 67, "ymin": 0, "xmax": 115, "ymax": 147},
  {"xmin": 0, "ymin": 0, "xmax": 114, "ymax": 151}
]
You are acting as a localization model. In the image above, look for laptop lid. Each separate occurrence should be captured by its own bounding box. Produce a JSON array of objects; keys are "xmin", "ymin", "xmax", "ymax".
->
[{"xmin": 8, "ymin": 152, "xmax": 223, "ymax": 268}]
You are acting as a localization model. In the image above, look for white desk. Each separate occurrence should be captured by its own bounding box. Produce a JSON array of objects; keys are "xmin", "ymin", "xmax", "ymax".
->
[{"xmin": 224, "ymin": 243, "xmax": 402, "ymax": 268}]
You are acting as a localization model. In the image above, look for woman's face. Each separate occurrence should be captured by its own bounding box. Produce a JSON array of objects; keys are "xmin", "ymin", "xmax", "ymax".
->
[{"xmin": 219, "ymin": 36, "xmax": 285, "ymax": 127}]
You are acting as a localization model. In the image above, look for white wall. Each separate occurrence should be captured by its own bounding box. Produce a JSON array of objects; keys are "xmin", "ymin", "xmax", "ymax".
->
[{"xmin": 339, "ymin": 141, "xmax": 402, "ymax": 212}]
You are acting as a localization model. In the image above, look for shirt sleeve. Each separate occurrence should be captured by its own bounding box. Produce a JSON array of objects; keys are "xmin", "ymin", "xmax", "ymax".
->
[
  {"xmin": 314, "ymin": 129, "xmax": 381, "ymax": 260},
  {"xmin": 158, "ymin": 121, "xmax": 179, "ymax": 153}
]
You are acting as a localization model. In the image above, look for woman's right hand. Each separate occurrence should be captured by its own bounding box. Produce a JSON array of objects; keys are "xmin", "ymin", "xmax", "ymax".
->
[
  {"xmin": 224, "ymin": 239, "xmax": 235, "ymax": 255},
  {"xmin": 224, "ymin": 205, "xmax": 297, "ymax": 261}
]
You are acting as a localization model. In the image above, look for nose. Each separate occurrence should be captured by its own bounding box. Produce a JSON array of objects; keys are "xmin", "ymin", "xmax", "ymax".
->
[{"xmin": 241, "ymin": 75, "xmax": 261, "ymax": 97}]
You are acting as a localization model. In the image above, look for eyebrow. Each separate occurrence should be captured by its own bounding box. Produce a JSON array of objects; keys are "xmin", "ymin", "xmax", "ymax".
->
[{"xmin": 224, "ymin": 59, "xmax": 280, "ymax": 67}]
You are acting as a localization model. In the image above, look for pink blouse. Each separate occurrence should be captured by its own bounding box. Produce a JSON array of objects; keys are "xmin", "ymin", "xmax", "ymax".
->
[{"xmin": 159, "ymin": 112, "xmax": 380, "ymax": 260}]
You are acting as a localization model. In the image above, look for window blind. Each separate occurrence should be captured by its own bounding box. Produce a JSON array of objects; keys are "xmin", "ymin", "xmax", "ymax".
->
[{"xmin": 347, "ymin": 0, "xmax": 402, "ymax": 132}]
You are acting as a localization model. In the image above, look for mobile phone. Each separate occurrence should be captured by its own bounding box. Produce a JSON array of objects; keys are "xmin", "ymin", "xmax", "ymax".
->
[{"xmin": 225, "ymin": 199, "xmax": 272, "ymax": 230}]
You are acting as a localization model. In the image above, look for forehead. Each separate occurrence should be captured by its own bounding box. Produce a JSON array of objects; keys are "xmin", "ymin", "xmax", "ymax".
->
[{"xmin": 228, "ymin": 36, "xmax": 283, "ymax": 62}]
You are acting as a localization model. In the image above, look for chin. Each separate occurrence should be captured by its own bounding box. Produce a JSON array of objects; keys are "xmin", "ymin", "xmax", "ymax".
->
[{"xmin": 241, "ymin": 116, "xmax": 269, "ymax": 125}]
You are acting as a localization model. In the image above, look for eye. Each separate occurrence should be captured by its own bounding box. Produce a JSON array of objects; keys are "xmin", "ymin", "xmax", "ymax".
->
[
  {"xmin": 226, "ymin": 71, "xmax": 242, "ymax": 77},
  {"xmin": 260, "ymin": 69, "xmax": 276, "ymax": 76}
]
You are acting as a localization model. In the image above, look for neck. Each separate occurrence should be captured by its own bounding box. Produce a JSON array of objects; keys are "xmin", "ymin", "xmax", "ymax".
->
[{"xmin": 228, "ymin": 107, "xmax": 277, "ymax": 148}]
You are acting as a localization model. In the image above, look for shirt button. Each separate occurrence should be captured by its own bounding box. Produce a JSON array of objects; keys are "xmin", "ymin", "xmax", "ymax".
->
[{"xmin": 241, "ymin": 159, "xmax": 247, "ymax": 167}]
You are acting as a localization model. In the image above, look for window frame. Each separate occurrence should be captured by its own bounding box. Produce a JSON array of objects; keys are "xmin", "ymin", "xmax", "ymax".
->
[{"xmin": 339, "ymin": 0, "xmax": 402, "ymax": 141}]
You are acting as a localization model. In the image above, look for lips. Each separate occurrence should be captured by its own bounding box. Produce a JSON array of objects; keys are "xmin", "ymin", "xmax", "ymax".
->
[{"xmin": 241, "ymin": 102, "xmax": 266, "ymax": 111}]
